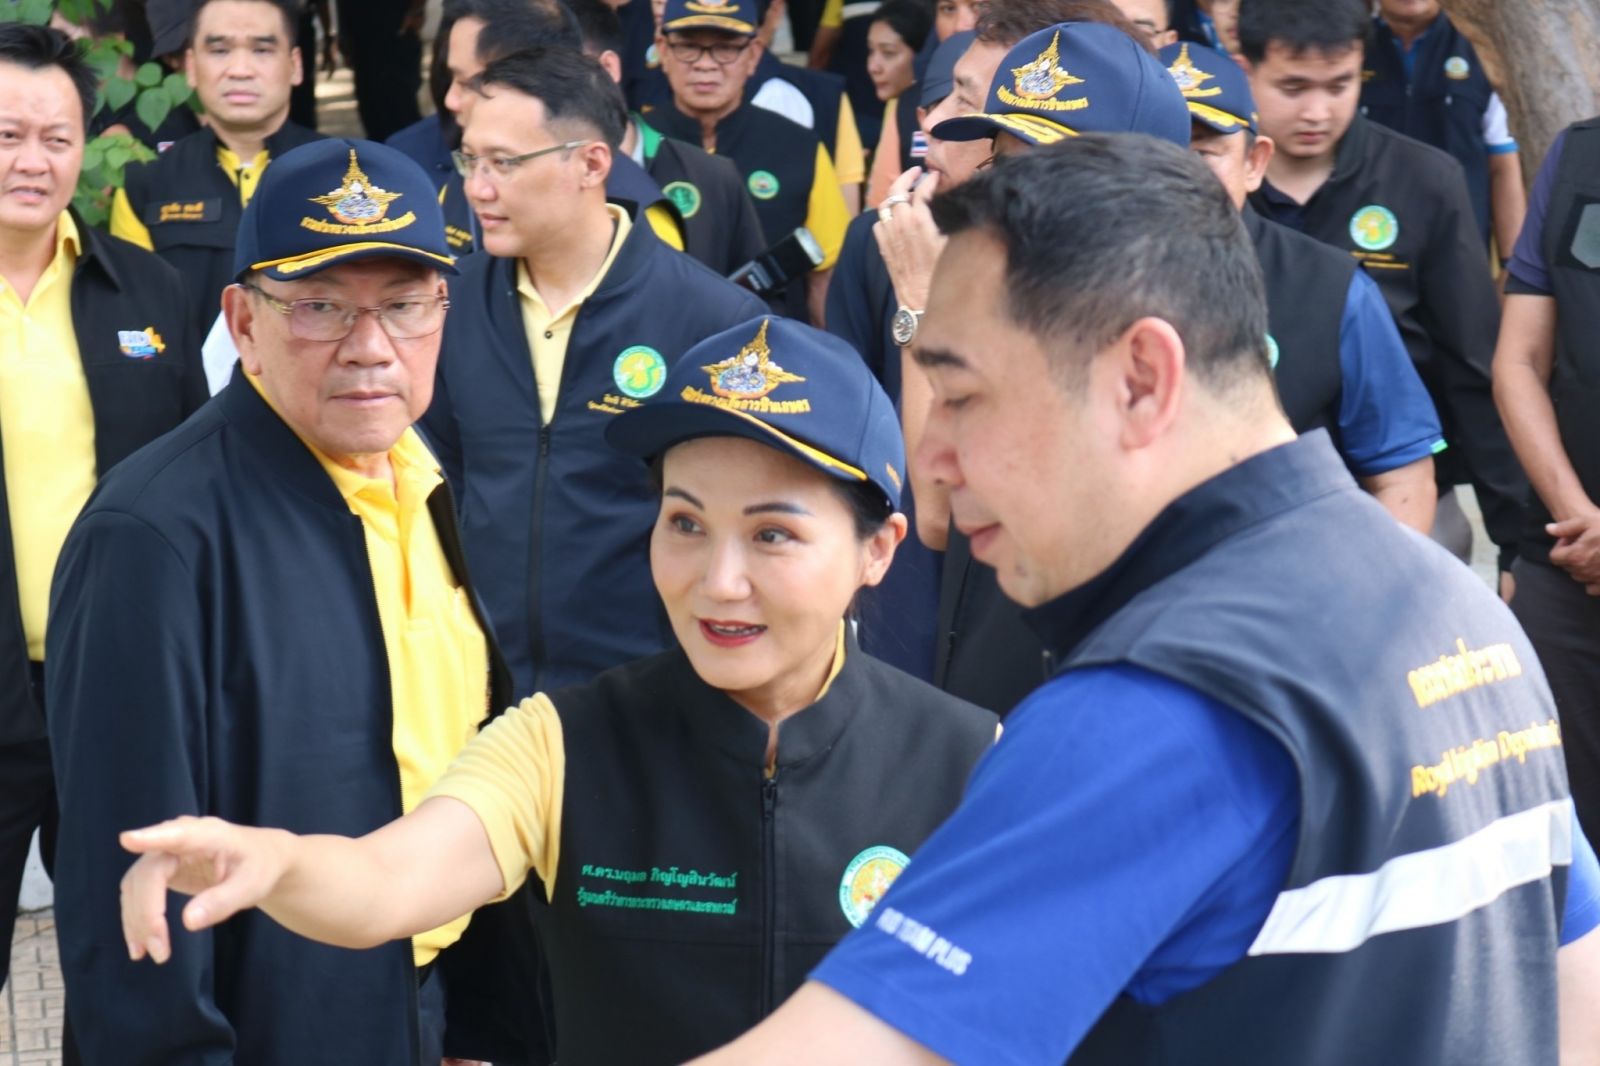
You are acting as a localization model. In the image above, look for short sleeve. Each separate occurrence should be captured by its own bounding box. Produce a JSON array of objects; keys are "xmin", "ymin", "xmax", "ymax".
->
[
  {"xmin": 810, "ymin": 664, "xmax": 1299, "ymax": 1066},
  {"xmin": 1335, "ymin": 269, "xmax": 1446, "ymax": 477},
  {"xmin": 1507, "ymin": 129, "xmax": 1568, "ymax": 295},
  {"xmin": 833, "ymin": 97, "xmax": 867, "ymax": 185},
  {"xmin": 1482, "ymin": 93, "xmax": 1517, "ymax": 154},
  {"xmin": 806, "ymin": 144, "xmax": 850, "ymax": 270},
  {"xmin": 426, "ymin": 693, "xmax": 567, "ymax": 902},
  {"xmin": 1562, "ymin": 807, "xmax": 1600, "ymax": 946}
]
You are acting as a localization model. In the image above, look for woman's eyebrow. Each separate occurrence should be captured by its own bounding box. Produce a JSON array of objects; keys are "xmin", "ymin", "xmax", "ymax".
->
[
  {"xmin": 664, "ymin": 487, "xmax": 704, "ymax": 508},
  {"xmin": 744, "ymin": 502, "xmax": 812, "ymax": 517}
]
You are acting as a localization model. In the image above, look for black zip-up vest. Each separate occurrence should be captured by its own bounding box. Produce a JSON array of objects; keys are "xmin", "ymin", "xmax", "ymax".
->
[
  {"xmin": 420, "ymin": 225, "xmax": 766, "ymax": 696},
  {"xmin": 934, "ymin": 216, "xmax": 1355, "ymax": 717},
  {"xmin": 641, "ymin": 121, "xmax": 770, "ymax": 275},
  {"xmin": 120, "ymin": 123, "xmax": 324, "ymax": 335},
  {"xmin": 532, "ymin": 641, "xmax": 995, "ymax": 1064},
  {"xmin": 1036, "ymin": 435, "xmax": 1568, "ymax": 1065},
  {"xmin": 1361, "ymin": 15, "xmax": 1497, "ymax": 242},
  {"xmin": 1522, "ymin": 118, "xmax": 1600, "ymax": 563}
]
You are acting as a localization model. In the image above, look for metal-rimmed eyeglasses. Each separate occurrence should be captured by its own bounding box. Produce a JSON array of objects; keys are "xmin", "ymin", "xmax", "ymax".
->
[
  {"xmin": 242, "ymin": 282, "xmax": 450, "ymax": 342},
  {"xmin": 451, "ymin": 140, "xmax": 590, "ymax": 180},
  {"xmin": 662, "ymin": 37, "xmax": 753, "ymax": 64}
]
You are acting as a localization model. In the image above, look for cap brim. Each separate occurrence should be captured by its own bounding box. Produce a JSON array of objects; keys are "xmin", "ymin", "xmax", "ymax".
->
[
  {"xmin": 606, "ymin": 401, "xmax": 870, "ymax": 487},
  {"xmin": 251, "ymin": 242, "xmax": 459, "ymax": 281},
  {"xmin": 1186, "ymin": 101, "xmax": 1254, "ymax": 134},
  {"xmin": 932, "ymin": 111, "xmax": 1077, "ymax": 146},
  {"xmin": 661, "ymin": 16, "xmax": 757, "ymax": 33}
]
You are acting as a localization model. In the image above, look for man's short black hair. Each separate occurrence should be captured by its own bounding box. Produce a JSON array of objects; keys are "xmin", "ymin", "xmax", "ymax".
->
[
  {"xmin": 475, "ymin": 0, "xmax": 585, "ymax": 60},
  {"xmin": 188, "ymin": 0, "xmax": 300, "ymax": 48},
  {"xmin": 930, "ymin": 134, "xmax": 1271, "ymax": 394},
  {"xmin": 1236, "ymin": 0, "xmax": 1369, "ymax": 65},
  {"xmin": 871, "ymin": 0, "xmax": 933, "ymax": 54},
  {"xmin": 477, "ymin": 46, "xmax": 627, "ymax": 150},
  {"xmin": 570, "ymin": 0, "xmax": 625, "ymax": 57},
  {"xmin": 0, "ymin": 23, "xmax": 98, "ymax": 131},
  {"xmin": 976, "ymin": 0, "xmax": 1152, "ymax": 53}
]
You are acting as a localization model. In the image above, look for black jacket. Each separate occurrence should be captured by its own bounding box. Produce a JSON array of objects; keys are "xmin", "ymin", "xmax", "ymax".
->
[
  {"xmin": 1249, "ymin": 115, "xmax": 1526, "ymax": 565},
  {"xmin": 638, "ymin": 116, "xmax": 768, "ymax": 275},
  {"xmin": 46, "ymin": 375, "xmax": 514, "ymax": 1065},
  {"xmin": 0, "ymin": 218, "xmax": 205, "ymax": 746},
  {"xmin": 420, "ymin": 223, "xmax": 766, "ymax": 697},
  {"xmin": 536, "ymin": 639, "xmax": 996, "ymax": 1064},
  {"xmin": 121, "ymin": 122, "xmax": 324, "ymax": 335}
]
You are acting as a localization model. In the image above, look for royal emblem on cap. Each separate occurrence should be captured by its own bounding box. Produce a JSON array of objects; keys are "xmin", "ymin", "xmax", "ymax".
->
[
  {"xmin": 838, "ymin": 846, "xmax": 909, "ymax": 929},
  {"xmin": 1166, "ymin": 43, "xmax": 1221, "ymax": 98},
  {"xmin": 301, "ymin": 150, "xmax": 417, "ymax": 236},
  {"xmin": 684, "ymin": 0, "xmax": 740, "ymax": 13},
  {"xmin": 702, "ymin": 319, "xmax": 804, "ymax": 400},
  {"xmin": 998, "ymin": 30, "xmax": 1087, "ymax": 111}
]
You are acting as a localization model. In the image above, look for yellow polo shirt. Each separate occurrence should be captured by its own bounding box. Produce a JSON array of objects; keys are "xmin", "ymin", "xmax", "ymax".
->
[
  {"xmin": 0, "ymin": 213, "xmax": 95, "ymax": 661},
  {"xmin": 244, "ymin": 373, "xmax": 490, "ymax": 966},
  {"xmin": 427, "ymin": 625, "xmax": 849, "ymax": 902},
  {"xmin": 110, "ymin": 146, "xmax": 270, "ymax": 251},
  {"xmin": 518, "ymin": 204, "xmax": 632, "ymax": 424}
]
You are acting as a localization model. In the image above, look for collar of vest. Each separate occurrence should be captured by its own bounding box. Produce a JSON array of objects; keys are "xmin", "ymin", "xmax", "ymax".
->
[
  {"xmin": 195, "ymin": 120, "xmax": 321, "ymax": 163},
  {"xmin": 1328, "ymin": 113, "xmax": 1371, "ymax": 187},
  {"xmin": 1023, "ymin": 432, "xmax": 1351, "ymax": 663},
  {"xmin": 670, "ymin": 628, "xmax": 864, "ymax": 771},
  {"xmin": 69, "ymin": 208, "xmax": 125, "ymax": 291},
  {"xmin": 218, "ymin": 370, "xmax": 368, "ymax": 515}
]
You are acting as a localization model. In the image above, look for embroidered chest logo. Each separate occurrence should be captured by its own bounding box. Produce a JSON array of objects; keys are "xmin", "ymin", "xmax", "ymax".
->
[
  {"xmin": 747, "ymin": 170, "xmax": 780, "ymax": 200},
  {"xmin": 1265, "ymin": 333, "xmax": 1280, "ymax": 371},
  {"xmin": 117, "ymin": 326, "xmax": 166, "ymax": 358},
  {"xmin": 663, "ymin": 180, "xmax": 702, "ymax": 219},
  {"xmin": 301, "ymin": 150, "xmax": 417, "ymax": 235},
  {"xmin": 1349, "ymin": 204, "xmax": 1399, "ymax": 252},
  {"xmin": 838, "ymin": 845, "xmax": 910, "ymax": 928},
  {"xmin": 1444, "ymin": 56, "xmax": 1470, "ymax": 80},
  {"xmin": 998, "ymin": 30, "xmax": 1087, "ymax": 111},
  {"xmin": 1166, "ymin": 43, "xmax": 1219, "ymax": 98},
  {"xmin": 614, "ymin": 345, "xmax": 668, "ymax": 399}
]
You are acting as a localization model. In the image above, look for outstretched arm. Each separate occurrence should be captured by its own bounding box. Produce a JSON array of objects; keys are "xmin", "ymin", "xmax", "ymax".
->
[{"xmin": 120, "ymin": 795, "xmax": 503, "ymax": 963}]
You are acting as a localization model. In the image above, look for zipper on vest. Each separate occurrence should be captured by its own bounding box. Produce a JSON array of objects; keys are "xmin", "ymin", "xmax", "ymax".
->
[
  {"xmin": 759, "ymin": 772, "xmax": 779, "ymax": 1016},
  {"xmin": 528, "ymin": 425, "xmax": 552, "ymax": 689}
]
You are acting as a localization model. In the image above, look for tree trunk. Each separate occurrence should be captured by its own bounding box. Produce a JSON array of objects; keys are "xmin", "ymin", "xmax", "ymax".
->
[{"xmin": 1440, "ymin": 0, "xmax": 1600, "ymax": 175}]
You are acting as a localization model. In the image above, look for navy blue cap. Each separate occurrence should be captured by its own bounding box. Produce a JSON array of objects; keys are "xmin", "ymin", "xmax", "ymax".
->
[
  {"xmin": 933, "ymin": 22, "xmax": 1190, "ymax": 148},
  {"xmin": 232, "ymin": 139, "xmax": 457, "ymax": 282},
  {"xmin": 921, "ymin": 30, "xmax": 975, "ymax": 108},
  {"xmin": 1159, "ymin": 41, "xmax": 1257, "ymax": 134},
  {"xmin": 660, "ymin": 0, "xmax": 758, "ymax": 35},
  {"xmin": 606, "ymin": 317, "xmax": 906, "ymax": 510}
]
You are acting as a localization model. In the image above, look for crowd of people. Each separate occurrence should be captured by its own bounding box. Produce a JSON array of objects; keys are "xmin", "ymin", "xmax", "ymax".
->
[{"xmin": 1, "ymin": 0, "xmax": 1599, "ymax": 1062}]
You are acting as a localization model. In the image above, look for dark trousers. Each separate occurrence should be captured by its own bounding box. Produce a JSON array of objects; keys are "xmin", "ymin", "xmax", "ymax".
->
[
  {"xmin": 334, "ymin": 0, "xmax": 422, "ymax": 141},
  {"xmin": 1513, "ymin": 557, "xmax": 1600, "ymax": 843},
  {"xmin": 1, "ymin": 664, "xmax": 56, "ymax": 992},
  {"xmin": 417, "ymin": 965, "xmax": 446, "ymax": 1064}
]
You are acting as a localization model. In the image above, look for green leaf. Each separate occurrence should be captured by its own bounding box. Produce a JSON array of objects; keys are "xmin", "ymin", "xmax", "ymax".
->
[
  {"xmin": 161, "ymin": 72, "xmax": 192, "ymax": 106},
  {"xmin": 134, "ymin": 89, "xmax": 172, "ymax": 133},
  {"xmin": 104, "ymin": 76, "xmax": 136, "ymax": 112},
  {"xmin": 134, "ymin": 62, "xmax": 163, "ymax": 88},
  {"xmin": 81, "ymin": 139, "xmax": 106, "ymax": 172},
  {"xmin": 105, "ymin": 143, "xmax": 131, "ymax": 169},
  {"xmin": 16, "ymin": 0, "xmax": 53, "ymax": 24}
]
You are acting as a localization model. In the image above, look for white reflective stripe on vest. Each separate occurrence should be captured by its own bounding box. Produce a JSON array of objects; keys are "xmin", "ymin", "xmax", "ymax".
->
[{"xmin": 1248, "ymin": 797, "xmax": 1573, "ymax": 956}]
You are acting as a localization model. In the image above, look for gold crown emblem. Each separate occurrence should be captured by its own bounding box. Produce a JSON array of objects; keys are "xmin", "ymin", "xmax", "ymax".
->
[
  {"xmin": 703, "ymin": 320, "xmax": 805, "ymax": 400},
  {"xmin": 310, "ymin": 150, "xmax": 402, "ymax": 226},
  {"xmin": 1167, "ymin": 43, "xmax": 1221, "ymax": 98},
  {"xmin": 683, "ymin": 0, "xmax": 741, "ymax": 13},
  {"xmin": 1008, "ymin": 30, "xmax": 1083, "ymax": 101}
]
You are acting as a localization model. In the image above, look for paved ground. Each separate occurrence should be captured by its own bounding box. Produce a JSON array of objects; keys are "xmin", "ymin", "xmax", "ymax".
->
[{"xmin": 1, "ymin": 912, "xmax": 64, "ymax": 1065}]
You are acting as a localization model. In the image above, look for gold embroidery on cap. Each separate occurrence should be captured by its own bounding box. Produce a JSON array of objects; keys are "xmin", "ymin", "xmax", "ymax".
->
[
  {"xmin": 300, "ymin": 149, "xmax": 417, "ymax": 235},
  {"xmin": 997, "ymin": 30, "xmax": 1088, "ymax": 112}
]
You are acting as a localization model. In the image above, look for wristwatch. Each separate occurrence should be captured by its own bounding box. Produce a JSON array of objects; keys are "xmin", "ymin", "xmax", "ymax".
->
[{"xmin": 892, "ymin": 305, "xmax": 925, "ymax": 347}]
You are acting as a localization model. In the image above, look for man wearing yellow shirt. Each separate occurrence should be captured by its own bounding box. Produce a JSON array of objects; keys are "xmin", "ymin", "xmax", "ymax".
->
[
  {"xmin": 47, "ymin": 138, "xmax": 515, "ymax": 1065},
  {"xmin": 0, "ymin": 22, "xmax": 204, "ymax": 1016},
  {"xmin": 420, "ymin": 48, "xmax": 764, "ymax": 700},
  {"xmin": 109, "ymin": 0, "xmax": 321, "ymax": 339}
]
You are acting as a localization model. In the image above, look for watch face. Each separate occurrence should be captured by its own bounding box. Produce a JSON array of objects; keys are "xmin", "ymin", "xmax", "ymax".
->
[{"xmin": 892, "ymin": 308, "xmax": 918, "ymax": 346}]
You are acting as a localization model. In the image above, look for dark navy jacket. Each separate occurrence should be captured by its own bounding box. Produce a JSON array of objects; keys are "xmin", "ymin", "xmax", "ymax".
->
[
  {"xmin": 0, "ymin": 220, "xmax": 206, "ymax": 747},
  {"xmin": 46, "ymin": 375, "xmax": 514, "ymax": 1065},
  {"xmin": 421, "ymin": 224, "xmax": 766, "ymax": 696}
]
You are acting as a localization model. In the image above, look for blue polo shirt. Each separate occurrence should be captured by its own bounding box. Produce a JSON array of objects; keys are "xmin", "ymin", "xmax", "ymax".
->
[
  {"xmin": 1334, "ymin": 267, "xmax": 1446, "ymax": 475},
  {"xmin": 1506, "ymin": 129, "xmax": 1569, "ymax": 296},
  {"xmin": 812, "ymin": 663, "xmax": 1600, "ymax": 1065}
]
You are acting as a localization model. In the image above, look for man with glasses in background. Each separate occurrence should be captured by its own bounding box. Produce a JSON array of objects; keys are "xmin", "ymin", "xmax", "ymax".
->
[{"xmin": 48, "ymin": 138, "xmax": 517, "ymax": 1065}]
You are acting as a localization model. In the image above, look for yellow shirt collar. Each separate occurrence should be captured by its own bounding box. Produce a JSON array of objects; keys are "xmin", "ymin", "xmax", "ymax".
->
[
  {"xmin": 53, "ymin": 211, "xmax": 81, "ymax": 260},
  {"xmin": 515, "ymin": 203, "xmax": 632, "ymax": 318}
]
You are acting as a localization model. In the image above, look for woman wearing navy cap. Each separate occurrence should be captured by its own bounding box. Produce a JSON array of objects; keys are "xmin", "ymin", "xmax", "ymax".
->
[{"xmin": 116, "ymin": 318, "xmax": 997, "ymax": 1065}]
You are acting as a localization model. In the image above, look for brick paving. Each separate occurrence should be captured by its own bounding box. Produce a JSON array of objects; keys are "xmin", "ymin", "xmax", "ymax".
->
[{"xmin": 2, "ymin": 910, "xmax": 64, "ymax": 1066}]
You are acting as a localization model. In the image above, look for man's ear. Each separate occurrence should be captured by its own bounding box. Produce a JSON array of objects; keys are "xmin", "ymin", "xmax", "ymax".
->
[
  {"xmin": 579, "ymin": 140, "xmax": 613, "ymax": 188},
  {"xmin": 1243, "ymin": 133, "xmax": 1275, "ymax": 193},
  {"xmin": 598, "ymin": 48, "xmax": 624, "ymax": 83},
  {"xmin": 223, "ymin": 283, "xmax": 263, "ymax": 375},
  {"xmin": 289, "ymin": 46, "xmax": 304, "ymax": 86},
  {"xmin": 1107, "ymin": 316, "xmax": 1187, "ymax": 452}
]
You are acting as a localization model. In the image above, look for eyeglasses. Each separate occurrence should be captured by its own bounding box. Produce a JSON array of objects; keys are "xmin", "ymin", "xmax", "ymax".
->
[
  {"xmin": 243, "ymin": 282, "xmax": 450, "ymax": 341},
  {"xmin": 663, "ymin": 37, "xmax": 753, "ymax": 64},
  {"xmin": 451, "ymin": 140, "xmax": 589, "ymax": 180}
]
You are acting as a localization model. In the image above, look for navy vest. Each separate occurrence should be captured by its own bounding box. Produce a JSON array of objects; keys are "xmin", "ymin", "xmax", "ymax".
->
[
  {"xmin": 1361, "ymin": 15, "xmax": 1497, "ymax": 242},
  {"xmin": 1035, "ymin": 435, "xmax": 1568, "ymax": 1065},
  {"xmin": 1245, "ymin": 207, "xmax": 1347, "ymax": 437},
  {"xmin": 533, "ymin": 642, "xmax": 995, "ymax": 1064},
  {"xmin": 1524, "ymin": 118, "xmax": 1600, "ymax": 563}
]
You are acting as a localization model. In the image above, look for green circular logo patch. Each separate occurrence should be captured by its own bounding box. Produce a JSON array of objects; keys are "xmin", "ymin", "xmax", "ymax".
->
[
  {"xmin": 1349, "ymin": 204, "xmax": 1399, "ymax": 252},
  {"xmin": 613, "ymin": 345, "xmax": 668, "ymax": 399},
  {"xmin": 1444, "ymin": 55, "xmax": 1470, "ymax": 80},
  {"xmin": 747, "ymin": 169, "xmax": 780, "ymax": 200},
  {"xmin": 838, "ymin": 845, "xmax": 909, "ymax": 928},
  {"xmin": 663, "ymin": 180, "xmax": 702, "ymax": 219},
  {"xmin": 1265, "ymin": 333, "xmax": 1280, "ymax": 370}
]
